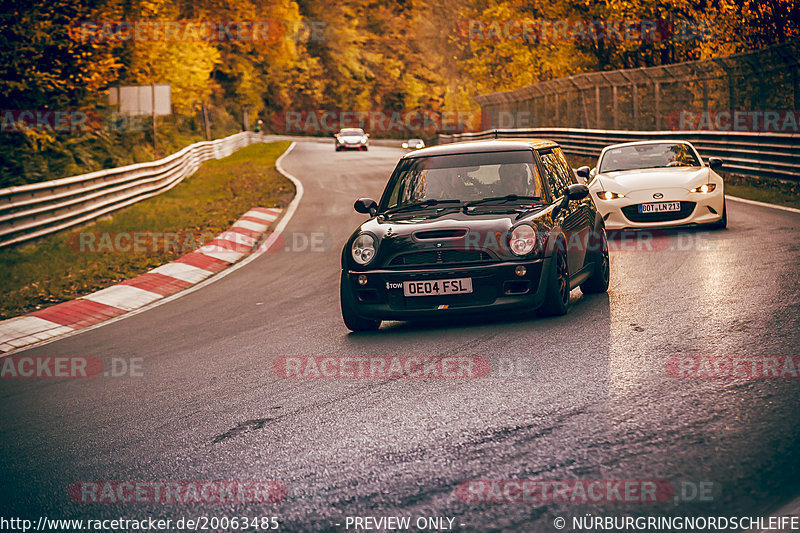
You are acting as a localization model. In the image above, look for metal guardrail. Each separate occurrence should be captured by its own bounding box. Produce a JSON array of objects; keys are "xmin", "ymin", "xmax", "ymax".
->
[
  {"xmin": 0, "ymin": 132, "xmax": 265, "ymax": 248},
  {"xmin": 438, "ymin": 128, "xmax": 799, "ymax": 180}
]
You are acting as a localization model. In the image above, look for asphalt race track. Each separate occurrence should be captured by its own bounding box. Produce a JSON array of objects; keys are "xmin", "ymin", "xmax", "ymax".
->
[{"xmin": 2, "ymin": 139, "xmax": 799, "ymax": 531}]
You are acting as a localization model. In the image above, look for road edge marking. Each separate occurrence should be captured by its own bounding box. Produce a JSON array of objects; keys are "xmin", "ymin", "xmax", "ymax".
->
[
  {"xmin": 747, "ymin": 494, "xmax": 800, "ymax": 532},
  {"xmin": 0, "ymin": 141, "xmax": 302, "ymax": 356},
  {"xmin": 726, "ymin": 194, "xmax": 800, "ymax": 214}
]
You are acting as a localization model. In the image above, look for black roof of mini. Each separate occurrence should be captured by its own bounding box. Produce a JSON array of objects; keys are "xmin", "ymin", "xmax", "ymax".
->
[{"xmin": 401, "ymin": 139, "xmax": 560, "ymax": 159}]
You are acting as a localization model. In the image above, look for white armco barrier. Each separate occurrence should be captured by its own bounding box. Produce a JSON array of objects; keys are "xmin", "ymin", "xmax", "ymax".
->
[
  {"xmin": 0, "ymin": 132, "xmax": 265, "ymax": 248},
  {"xmin": 439, "ymin": 128, "xmax": 799, "ymax": 181}
]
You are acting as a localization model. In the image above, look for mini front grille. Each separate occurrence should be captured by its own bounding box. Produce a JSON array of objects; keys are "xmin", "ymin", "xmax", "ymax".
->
[
  {"xmin": 389, "ymin": 250, "xmax": 494, "ymax": 267},
  {"xmin": 413, "ymin": 229, "xmax": 468, "ymax": 240},
  {"xmin": 621, "ymin": 202, "xmax": 696, "ymax": 223}
]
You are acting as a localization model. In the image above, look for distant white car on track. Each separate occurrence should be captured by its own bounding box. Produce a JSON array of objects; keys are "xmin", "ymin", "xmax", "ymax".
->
[
  {"xmin": 402, "ymin": 138, "xmax": 425, "ymax": 150},
  {"xmin": 335, "ymin": 128, "xmax": 369, "ymax": 151},
  {"xmin": 576, "ymin": 140, "xmax": 727, "ymax": 230}
]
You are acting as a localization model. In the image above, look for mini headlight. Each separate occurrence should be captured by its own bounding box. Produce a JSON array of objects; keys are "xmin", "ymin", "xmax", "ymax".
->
[
  {"xmin": 690, "ymin": 183, "xmax": 716, "ymax": 193},
  {"xmin": 337, "ymin": 138, "xmax": 344, "ymax": 143},
  {"xmin": 509, "ymin": 224, "xmax": 537, "ymax": 256},
  {"xmin": 361, "ymin": 137, "xmax": 367, "ymax": 143},
  {"xmin": 597, "ymin": 191, "xmax": 625, "ymax": 200},
  {"xmin": 351, "ymin": 234, "xmax": 376, "ymax": 265}
]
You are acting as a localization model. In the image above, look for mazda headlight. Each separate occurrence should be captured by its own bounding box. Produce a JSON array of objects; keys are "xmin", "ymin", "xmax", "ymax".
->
[
  {"xmin": 597, "ymin": 191, "xmax": 625, "ymax": 200},
  {"xmin": 690, "ymin": 184, "xmax": 716, "ymax": 193},
  {"xmin": 509, "ymin": 224, "xmax": 537, "ymax": 256},
  {"xmin": 351, "ymin": 234, "xmax": 376, "ymax": 265},
  {"xmin": 361, "ymin": 137, "xmax": 367, "ymax": 143}
]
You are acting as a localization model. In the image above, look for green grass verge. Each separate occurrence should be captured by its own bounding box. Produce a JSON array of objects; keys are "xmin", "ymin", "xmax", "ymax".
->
[
  {"xmin": 0, "ymin": 141, "xmax": 293, "ymax": 320},
  {"xmin": 724, "ymin": 181, "xmax": 800, "ymax": 209}
]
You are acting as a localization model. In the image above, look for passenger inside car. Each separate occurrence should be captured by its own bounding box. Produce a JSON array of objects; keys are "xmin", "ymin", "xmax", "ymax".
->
[{"xmin": 425, "ymin": 168, "xmax": 470, "ymax": 199}]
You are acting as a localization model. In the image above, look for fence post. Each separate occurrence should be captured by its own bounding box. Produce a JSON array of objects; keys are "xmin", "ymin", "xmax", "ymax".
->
[
  {"xmin": 202, "ymin": 104, "xmax": 211, "ymax": 141},
  {"xmin": 555, "ymin": 92, "xmax": 560, "ymax": 126},
  {"xmin": 654, "ymin": 82, "xmax": 661, "ymax": 130},
  {"xmin": 727, "ymin": 72, "xmax": 736, "ymax": 114},
  {"xmin": 566, "ymin": 90, "xmax": 572, "ymax": 127},
  {"xmin": 612, "ymin": 86, "xmax": 619, "ymax": 130},
  {"xmin": 595, "ymin": 85, "xmax": 601, "ymax": 129},
  {"xmin": 151, "ymin": 83, "xmax": 158, "ymax": 159}
]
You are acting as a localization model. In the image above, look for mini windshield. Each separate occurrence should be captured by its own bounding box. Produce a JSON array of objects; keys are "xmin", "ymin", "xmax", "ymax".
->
[
  {"xmin": 379, "ymin": 151, "xmax": 545, "ymax": 212},
  {"xmin": 599, "ymin": 143, "xmax": 701, "ymax": 173}
]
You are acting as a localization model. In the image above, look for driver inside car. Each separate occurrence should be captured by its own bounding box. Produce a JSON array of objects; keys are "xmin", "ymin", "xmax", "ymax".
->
[{"xmin": 498, "ymin": 163, "xmax": 538, "ymax": 196}]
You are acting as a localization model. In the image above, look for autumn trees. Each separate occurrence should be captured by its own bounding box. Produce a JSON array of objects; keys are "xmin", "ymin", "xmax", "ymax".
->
[{"xmin": 0, "ymin": 0, "xmax": 797, "ymax": 185}]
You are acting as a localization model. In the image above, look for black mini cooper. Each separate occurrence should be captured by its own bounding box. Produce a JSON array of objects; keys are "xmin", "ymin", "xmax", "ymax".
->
[{"xmin": 340, "ymin": 140, "xmax": 610, "ymax": 331}]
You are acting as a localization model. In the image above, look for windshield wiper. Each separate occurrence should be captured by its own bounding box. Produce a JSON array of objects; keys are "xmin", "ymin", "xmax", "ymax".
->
[
  {"xmin": 463, "ymin": 195, "xmax": 542, "ymax": 210},
  {"xmin": 383, "ymin": 199, "xmax": 462, "ymax": 215}
]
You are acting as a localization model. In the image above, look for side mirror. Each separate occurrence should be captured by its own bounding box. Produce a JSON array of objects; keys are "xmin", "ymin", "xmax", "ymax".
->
[
  {"xmin": 575, "ymin": 166, "xmax": 590, "ymax": 181},
  {"xmin": 354, "ymin": 198, "xmax": 378, "ymax": 216},
  {"xmin": 365, "ymin": 133, "xmax": 370, "ymax": 138},
  {"xmin": 708, "ymin": 157, "xmax": 723, "ymax": 170},
  {"xmin": 566, "ymin": 184, "xmax": 590, "ymax": 201}
]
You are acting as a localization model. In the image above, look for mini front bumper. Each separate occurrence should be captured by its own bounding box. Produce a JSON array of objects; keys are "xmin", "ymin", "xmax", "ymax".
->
[{"xmin": 343, "ymin": 258, "xmax": 552, "ymax": 320}]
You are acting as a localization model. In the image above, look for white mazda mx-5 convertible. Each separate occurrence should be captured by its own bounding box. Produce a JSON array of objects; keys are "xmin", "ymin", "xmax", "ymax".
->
[{"xmin": 576, "ymin": 140, "xmax": 726, "ymax": 231}]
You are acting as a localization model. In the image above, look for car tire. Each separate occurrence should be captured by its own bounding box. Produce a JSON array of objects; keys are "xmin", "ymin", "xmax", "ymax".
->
[
  {"xmin": 538, "ymin": 249, "xmax": 570, "ymax": 316},
  {"xmin": 340, "ymin": 273, "xmax": 381, "ymax": 332},
  {"xmin": 709, "ymin": 199, "xmax": 727, "ymax": 229},
  {"xmin": 580, "ymin": 228, "xmax": 610, "ymax": 294}
]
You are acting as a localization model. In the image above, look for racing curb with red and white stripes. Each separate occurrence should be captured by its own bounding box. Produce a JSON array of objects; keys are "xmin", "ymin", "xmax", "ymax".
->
[{"xmin": 0, "ymin": 207, "xmax": 282, "ymax": 353}]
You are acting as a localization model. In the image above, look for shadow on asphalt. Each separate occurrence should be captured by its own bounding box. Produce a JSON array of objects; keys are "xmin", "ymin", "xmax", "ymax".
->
[{"xmin": 344, "ymin": 291, "xmax": 610, "ymax": 338}]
